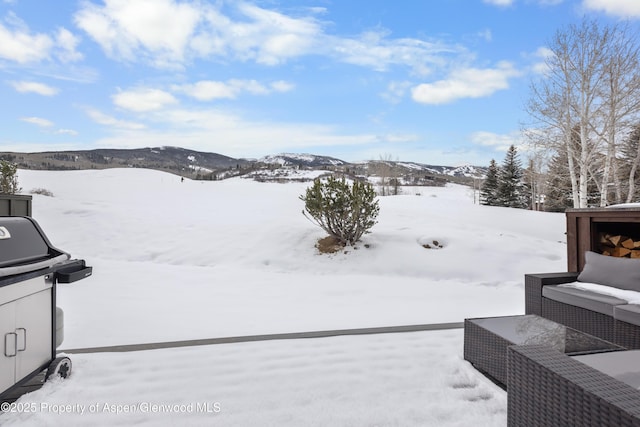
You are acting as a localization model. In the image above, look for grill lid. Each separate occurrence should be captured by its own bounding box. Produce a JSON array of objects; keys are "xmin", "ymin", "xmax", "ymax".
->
[{"xmin": 0, "ymin": 217, "xmax": 65, "ymax": 268}]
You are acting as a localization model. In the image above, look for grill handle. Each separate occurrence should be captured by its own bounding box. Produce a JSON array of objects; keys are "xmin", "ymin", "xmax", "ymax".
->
[
  {"xmin": 0, "ymin": 253, "xmax": 70, "ymax": 278},
  {"xmin": 16, "ymin": 328, "xmax": 26, "ymax": 352},
  {"xmin": 4, "ymin": 332, "xmax": 17, "ymax": 357}
]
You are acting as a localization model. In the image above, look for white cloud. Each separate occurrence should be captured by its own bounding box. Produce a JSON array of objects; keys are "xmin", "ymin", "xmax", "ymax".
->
[
  {"xmin": 381, "ymin": 81, "xmax": 412, "ymax": 104},
  {"xmin": 382, "ymin": 133, "xmax": 420, "ymax": 143},
  {"xmin": 55, "ymin": 28, "xmax": 83, "ymax": 62},
  {"xmin": 471, "ymin": 131, "xmax": 521, "ymax": 152},
  {"xmin": 21, "ymin": 117, "xmax": 54, "ymax": 127},
  {"xmin": 85, "ymin": 108, "xmax": 146, "ymax": 130},
  {"xmin": 234, "ymin": 3, "xmax": 320, "ymax": 66},
  {"xmin": 10, "ymin": 81, "xmax": 59, "ymax": 96},
  {"xmin": 74, "ymin": 0, "xmax": 201, "ymax": 67},
  {"xmin": 233, "ymin": 79, "xmax": 270, "ymax": 96},
  {"xmin": 411, "ymin": 61, "xmax": 520, "ymax": 104},
  {"xmin": 84, "ymin": 106, "xmax": 378, "ymax": 158},
  {"xmin": 74, "ymin": 0, "xmax": 323, "ymax": 68},
  {"xmin": 55, "ymin": 129, "xmax": 79, "ymax": 136},
  {"xmin": 327, "ymin": 30, "xmax": 460, "ymax": 75},
  {"xmin": 483, "ymin": 0, "xmax": 514, "ymax": 6},
  {"xmin": 483, "ymin": 0, "xmax": 564, "ymax": 6},
  {"xmin": 530, "ymin": 47, "xmax": 553, "ymax": 75},
  {"xmin": 0, "ymin": 13, "xmax": 82, "ymax": 65},
  {"xmin": 270, "ymin": 80, "xmax": 295, "ymax": 93},
  {"xmin": 582, "ymin": 0, "xmax": 640, "ymax": 17},
  {"xmin": 20, "ymin": 117, "xmax": 79, "ymax": 136},
  {"xmin": 478, "ymin": 29, "xmax": 493, "ymax": 42},
  {"xmin": 0, "ymin": 18, "xmax": 52, "ymax": 63},
  {"xmin": 175, "ymin": 81, "xmax": 237, "ymax": 101},
  {"xmin": 74, "ymin": 1, "xmax": 464, "ymax": 74},
  {"xmin": 112, "ymin": 87, "xmax": 178, "ymax": 112},
  {"xmin": 174, "ymin": 79, "xmax": 294, "ymax": 101}
]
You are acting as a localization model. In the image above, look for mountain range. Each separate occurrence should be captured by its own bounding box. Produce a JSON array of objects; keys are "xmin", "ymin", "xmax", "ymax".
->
[{"xmin": 0, "ymin": 146, "xmax": 486, "ymax": 185}]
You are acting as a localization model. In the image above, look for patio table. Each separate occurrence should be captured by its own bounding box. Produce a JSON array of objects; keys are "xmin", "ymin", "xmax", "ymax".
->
[{"xmin": 464, "ymin": 314, "xmax": 623, "ymax": 387}]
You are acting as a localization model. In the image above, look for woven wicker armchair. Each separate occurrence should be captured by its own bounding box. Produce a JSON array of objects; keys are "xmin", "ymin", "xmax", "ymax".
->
[{"xmin": 507, "ymin": 345, "xmax": 640, "ymax": 427}]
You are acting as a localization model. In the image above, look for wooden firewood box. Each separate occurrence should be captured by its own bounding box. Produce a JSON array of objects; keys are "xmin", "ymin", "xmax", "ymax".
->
[{"xmin": 566, "ymin": 208, "xmax": 640, "ymax": 272}]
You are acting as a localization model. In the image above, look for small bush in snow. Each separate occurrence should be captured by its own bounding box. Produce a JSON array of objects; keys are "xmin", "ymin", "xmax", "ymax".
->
[
  {"xmin": 300, "ymin": 176, "xmax": 379, "ymax": 246},
  {"xmin": 30, "ymin": 188, "xmax": 54, "ymax": 197},
  {"xmin": 0, "ymin": 160, "xmax": 20, "ymax": 195}
]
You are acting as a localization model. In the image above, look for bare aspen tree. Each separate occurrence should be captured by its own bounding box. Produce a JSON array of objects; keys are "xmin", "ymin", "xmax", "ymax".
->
[
  {"xmin": 521, "ymin": 129, "xmax": 549, "ymax": 210},
  {"xmin": 374, "ymin": 154, "xmax": 398, "ymax": 196},
  {"xmin": 526, "ymin": 44, "xmax": 581, "ymax": 207},
  {"xmin": 526, "ymin": 151, "xmax": 549, "ymax": 211},
  {"xmin": 624, "ymin": 125, "xmax": 640, "ymax": 202},
  {"xmin": 527, "ymin": 19, "xmax": 640, "ymax": 208},
  {"xmin": 598, "ymin": 23, "xmax": 640, "ymax": 206}
]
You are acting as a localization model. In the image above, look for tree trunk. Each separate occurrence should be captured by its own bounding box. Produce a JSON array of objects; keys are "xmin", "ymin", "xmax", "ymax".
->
[
  {"xmin": 627, "ymin": 147, "xmax": 640, "ymax": 202},
  {"xmin": 579, "ymin": 121, "xmax": 590, "ymax": 208},
  {"xmin": 600, "ymin": 129, "xmax": 615, "ymax": 207},
  {"xmin": 566, "ymin": 136, "xmax": 580, "ymax": 208}
]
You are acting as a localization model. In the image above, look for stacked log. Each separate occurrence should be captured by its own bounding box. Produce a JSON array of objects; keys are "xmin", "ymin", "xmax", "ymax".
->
[{"xmin": 599, "ymin": 233, "xmax": 640, "ymax": 258}]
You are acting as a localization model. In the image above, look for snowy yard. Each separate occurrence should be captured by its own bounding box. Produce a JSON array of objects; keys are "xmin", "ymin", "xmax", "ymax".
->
[{"xmin": 0, "ymin": 169, "xmax": 566, "ymax": 426}]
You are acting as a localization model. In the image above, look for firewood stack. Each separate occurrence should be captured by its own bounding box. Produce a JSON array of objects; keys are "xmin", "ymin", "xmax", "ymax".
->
[{"xmin": 599, "ymin": 232, "xmax": 640, "ymax": 258}]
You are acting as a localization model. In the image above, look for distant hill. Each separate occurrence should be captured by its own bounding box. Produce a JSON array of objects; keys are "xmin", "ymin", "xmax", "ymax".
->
[
  {"xmin": 0, "ymin": 146, "xmax": 248, "ymax": 175},
  {"xmin": 259, "ymin": 153, "xmax": 348, "ymax": 167},
  {"xmin": 0, "ymin": 147, "xmax": 486, "ymax": 186}
]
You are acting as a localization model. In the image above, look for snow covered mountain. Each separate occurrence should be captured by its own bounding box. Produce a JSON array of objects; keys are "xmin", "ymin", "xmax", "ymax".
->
[
  {"xmin": 1, "ymin": 147, "xmax": 486, "ymax": 184},
  {"xmin": 393, "ymin": 162, "xmax": 486, "ymax": 178},
  {"xmin": 259, "ymin": 153, "xmax": 348, "ymax": 167}
]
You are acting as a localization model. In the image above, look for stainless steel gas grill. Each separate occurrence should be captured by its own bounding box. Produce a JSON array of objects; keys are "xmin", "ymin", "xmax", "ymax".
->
[{"xmin": 0, "ymin": 216, "xmax": 92, "ymax": 402}]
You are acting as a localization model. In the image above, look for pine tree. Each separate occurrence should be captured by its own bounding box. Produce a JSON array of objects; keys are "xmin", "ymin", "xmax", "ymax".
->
[
  {"xmin": 0, "ymin": 161, "xmax": 20, "ymax": 195},
  {"xmin": 497, "ymin": 145, "xmax": 528, "ymax": 209},
  {"xmin": 544, "ymin": 150, "xmax": 574, "ymax": 212},
  {"xmin": 480, "ymin": 159, "xmax": 500, "ymax": 206},
  {"xmin": 300, "ymin": 176, "xmax": 379, "ymax": 245}
]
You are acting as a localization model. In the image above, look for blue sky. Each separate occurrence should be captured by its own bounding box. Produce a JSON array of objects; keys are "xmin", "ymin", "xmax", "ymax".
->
[{"xmin": 1, "ymin": 0, "xmax": 639, "ymax": 165}]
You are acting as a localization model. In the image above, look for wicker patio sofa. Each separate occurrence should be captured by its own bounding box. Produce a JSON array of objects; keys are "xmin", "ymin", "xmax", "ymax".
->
[
  {"xmin": 525, "ymin": 272, "xmax": 640, "ymax": 349},
  {"xmin": 507, "ymin": 345, "xmax": 640, "ymax": 426},
  {"xmin": 525, "ymin": 250, "xmax": 640, "ymax": 349}
]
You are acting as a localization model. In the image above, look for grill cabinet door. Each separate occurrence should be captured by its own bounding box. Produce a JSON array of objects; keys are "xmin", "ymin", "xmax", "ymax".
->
[
  {"xmin": 0, "ymin": 301, "xmax": 16, "ymax": 393},
  {"xmin": 0, "ymin": 275, "xmax": 53, "ymax": 394},
  {"xmin": 15, "ymin": 288, "xmax": 52, "ymax": 380}
]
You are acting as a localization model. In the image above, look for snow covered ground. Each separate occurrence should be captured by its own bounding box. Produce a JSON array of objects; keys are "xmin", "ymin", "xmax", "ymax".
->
[{"xmin": 0, "ymin": 168, "xmax": 566, "ymax": 426}]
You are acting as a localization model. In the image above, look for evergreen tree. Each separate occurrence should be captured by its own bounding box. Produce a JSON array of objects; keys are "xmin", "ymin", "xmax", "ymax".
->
[
  {"xmin": 497, "ymin": 145, "xmax": 528, "ymax": 209},
  {"xmin": 480, "ymin": 159, "xmax": 500, "ymax": 206},
  {"xmin": 0, "ymin": 161, "xmax": 20, "ymax": 195},
  {"xmin": 300, "ymin": 176, "xmax": 379, "ymax": 245},
  {"xmin": 544, "ymin": 150, "xmax": 574, "ymax": 212}
]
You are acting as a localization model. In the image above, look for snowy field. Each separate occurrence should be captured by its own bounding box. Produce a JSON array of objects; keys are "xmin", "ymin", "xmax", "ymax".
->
[{"xmin": 1, "ymin": 168, "xmax": 566, "ymax": 426}]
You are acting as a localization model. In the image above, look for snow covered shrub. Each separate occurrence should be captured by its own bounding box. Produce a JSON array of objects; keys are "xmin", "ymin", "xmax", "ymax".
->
[
  {"xmin": 30, "ymin": 188, "xmax": 54, "ymax": 197},
  {"xmin": 0, "ymin": 160, "xmax": 20, "ymax": 194},
  {"xmin": 300, "ymin": 176, "xmax": 379, "ymax": 246}
]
